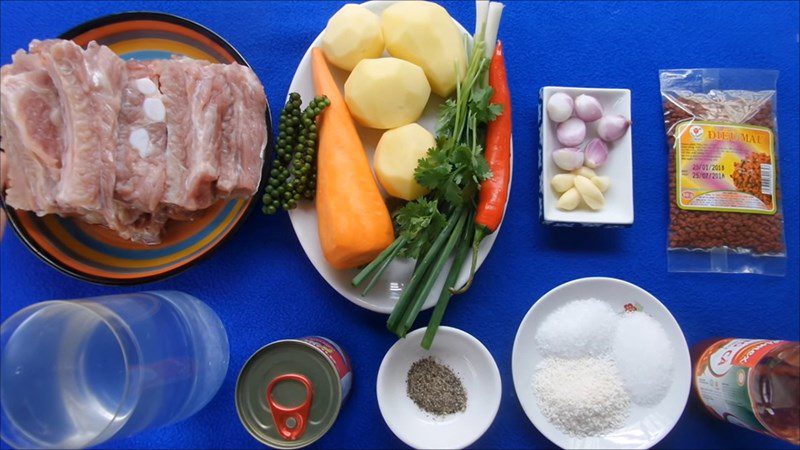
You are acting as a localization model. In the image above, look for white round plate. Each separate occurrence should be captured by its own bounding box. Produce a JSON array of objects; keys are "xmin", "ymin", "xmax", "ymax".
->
[
  {"xmin": 377, "ymin": 327, "xmax": 502, "ymax": 449},
  {"xmin": 511, "ymin": 277, "xmax": 691, "ymax": 449},
  {"xmin": 287, "ymin": 0, "xmax": 513, "ymax": 313}
]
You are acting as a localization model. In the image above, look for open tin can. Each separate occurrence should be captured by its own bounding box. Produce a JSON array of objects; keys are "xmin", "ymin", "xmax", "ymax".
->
[{"xmin": 236, "ymin": 336, "xmax": 352, "ymax": 448}]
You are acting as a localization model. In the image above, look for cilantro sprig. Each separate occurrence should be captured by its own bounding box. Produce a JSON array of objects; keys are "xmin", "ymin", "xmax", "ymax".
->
[{"xmin": 394, "ymin": 198, "xmax": 446, "ymax": 259}]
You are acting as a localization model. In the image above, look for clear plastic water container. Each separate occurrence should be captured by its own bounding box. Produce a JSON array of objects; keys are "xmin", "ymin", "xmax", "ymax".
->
[{"xmin": 0, "ymin": 291, "xmax": 229, "ymax": 449}]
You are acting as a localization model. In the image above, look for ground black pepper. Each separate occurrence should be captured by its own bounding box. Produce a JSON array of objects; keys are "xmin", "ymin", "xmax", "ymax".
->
[{"xmin": 406, "ymin": 357, "xmax": 467, "ymax": 416}]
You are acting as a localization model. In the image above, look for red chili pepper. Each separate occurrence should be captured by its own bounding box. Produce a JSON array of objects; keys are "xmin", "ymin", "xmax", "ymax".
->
[{"xmin": 453, "ymin": 41, "xmax": 511, "ymax": 294}]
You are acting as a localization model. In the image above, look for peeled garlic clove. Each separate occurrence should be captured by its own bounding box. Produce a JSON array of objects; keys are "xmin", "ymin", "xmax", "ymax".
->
[
  {"xmin": 550, "ymin": 173, "xmax": 575, "ymax": 193},
  {"xmin": 591, "ymin": 175, "xmax": 611, "ymax": 192},
  {"xmin": 557, "ymin": 187, "xmax": 581, "ymax": 210},
  {"xmin": 597, "ymin": 114, "xmax": 631, "ymax": 141},
  {"xmin": 574, "ymin": 175, "xmax": 605, "ymax": 210},
  {"xmin": 552, "ymin": 147, "xmax": 584, "ymax": 171},
  {"xmin": 556, "ymin": 117, "xmax": 586, "ymax": 147},
  {"xmin": 547, "ymin": 92, "xmax": 574, "ymax": 123},
  {"xmin": 574, "ymin": 94, "xmax": 604, "ymax": 122},
  {"xmin": 572, "ymin": 166, "xmax": 596, "ymax": 179},
  {"xmin": 584, "ymin": 138, "xmax": 609, "ymax": 169}
]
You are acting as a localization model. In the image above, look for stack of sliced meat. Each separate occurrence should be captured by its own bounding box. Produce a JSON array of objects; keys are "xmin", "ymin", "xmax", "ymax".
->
[{"xmin": 0, "ymin": 39, "xmax": 267, "ymax": 244}]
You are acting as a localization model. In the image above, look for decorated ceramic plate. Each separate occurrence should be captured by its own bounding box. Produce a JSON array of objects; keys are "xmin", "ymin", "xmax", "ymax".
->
[
  {"xmin": 2, "ymin": 12, "xmax": 272, "ymax": 284},
  {"xmin": 287, "ymin": 1, "xmax": 513, "ymax": 313}
]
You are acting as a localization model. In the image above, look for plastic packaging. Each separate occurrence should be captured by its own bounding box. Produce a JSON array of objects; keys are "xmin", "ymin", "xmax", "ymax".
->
[
  {"xmin": 659, "ymin": 69, "xmax": 785, "ymax": 275},
  {"xmin": 0, "ymin": 291, "xmax": 229, "ymax": 449}
]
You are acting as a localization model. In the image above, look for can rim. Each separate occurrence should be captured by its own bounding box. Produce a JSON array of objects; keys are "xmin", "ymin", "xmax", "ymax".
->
[{"xmin": 235, "ymin": 339, "xmax": 344, "ymax": 449}]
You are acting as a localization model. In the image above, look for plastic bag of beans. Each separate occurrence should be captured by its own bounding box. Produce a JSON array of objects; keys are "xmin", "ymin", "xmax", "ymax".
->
[{"xmin": 660, "ymin": 69, "xmax": 785, "ymax": 276}]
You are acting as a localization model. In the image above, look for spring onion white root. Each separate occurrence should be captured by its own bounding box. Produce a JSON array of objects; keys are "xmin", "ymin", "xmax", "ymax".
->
[
  {"xmin": 484, "ymin": 2, "xmax": 505, "ymax": 57},
  {"xmin": 474, "ymin": 0, "xmax": 489, "ymax": 42}
]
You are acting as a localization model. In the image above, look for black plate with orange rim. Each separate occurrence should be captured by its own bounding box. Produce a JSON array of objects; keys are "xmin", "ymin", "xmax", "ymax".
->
[{"xmin": 1, "ymin": 12, "xmax": 273, "ymax": 285}]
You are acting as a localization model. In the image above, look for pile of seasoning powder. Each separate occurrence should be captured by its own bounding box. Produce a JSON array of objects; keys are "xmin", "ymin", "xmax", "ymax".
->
[
  {"xmin": 406, "ymin": 357, "xmax": 467, "ymax": 416},
  {"xmin": 532, "ymin": 299, "xmax": 675, "ymax": 437}
]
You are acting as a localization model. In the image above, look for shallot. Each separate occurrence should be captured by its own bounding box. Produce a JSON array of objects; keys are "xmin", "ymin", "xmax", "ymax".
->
[
  {"xmin": 552, "ymin": 147, "xmax": 584, "ymax": 171},
  {"xmin": 574, "ymin": 94, "xmax": 603, "ymax": 122},
  {"xmin": 597, "ymin": 114, "xmax": 630, "ymax": 142},
  {"xmin": 547, "ymin": 92, "xmax": 574, "ymax": 123},
  {"xmin": 584, "ymin": 138, "xmax": 609, "ymax": 168},
  {"xmin": 556, "ymin": 117, "xmax": 586, "ymax": 147}
]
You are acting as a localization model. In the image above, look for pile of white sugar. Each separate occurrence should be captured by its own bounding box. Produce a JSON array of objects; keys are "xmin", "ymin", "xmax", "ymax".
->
[
  {"xmin": 613, "ymin": 311, "xmax": 674, "ymax": 405},
  {"xmin": 531, "ymin": 299, "xmax": 675, "ymax": 438},
  {"xmin": 535, "ymin": 298, "xmax": 619, "ymax": 358},
  {"xmin": 533, "ymin": 357, "xmax": 629, "ymax": 437}
]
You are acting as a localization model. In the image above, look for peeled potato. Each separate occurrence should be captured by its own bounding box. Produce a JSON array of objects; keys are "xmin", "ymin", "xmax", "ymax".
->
[
  {"xmin": 374, "ymin": 123, "xmax": 434, "ymax": 200},
  {"xmin": 321, "ymin": 4, "xmax": 384, "ymax": 71},
  {"xmin": 381, "ymin": 1, "xmax": 466, "ymax": 97},
  {"xmin": 344, "ymin": 57, "xmax": 430, "ymax": 129}
]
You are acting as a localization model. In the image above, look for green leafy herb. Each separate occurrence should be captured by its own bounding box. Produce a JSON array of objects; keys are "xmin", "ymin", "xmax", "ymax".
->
[
  {"xmin": 436, "ymin": 98, "xmax": 458, "ymax": 136},
  {"xmin": 469, "ymin": 86, "xmax": 503, "ymax": 124},
  {"xmin": 415, "ymin": 138, "xmax": 491, "ymax": 206},
  {"xmin": 394, "ymin": 198, "xmax": 446, "ymax": 259}
]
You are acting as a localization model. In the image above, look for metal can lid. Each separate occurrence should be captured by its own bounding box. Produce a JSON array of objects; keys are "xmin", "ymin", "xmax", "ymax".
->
[{"xmin": 236, "ymin": 340, "xmax": 343, "ymax": 449}]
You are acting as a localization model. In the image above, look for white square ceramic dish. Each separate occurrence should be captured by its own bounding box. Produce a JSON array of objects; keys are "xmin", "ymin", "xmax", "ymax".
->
[{"xmin": 539, "ymin": 86, "xmax": 634, "ymax": 227}]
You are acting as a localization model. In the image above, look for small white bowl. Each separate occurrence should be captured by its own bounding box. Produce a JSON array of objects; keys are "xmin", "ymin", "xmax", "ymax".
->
[
  {"xmin": 539, "ymin": 87, "xmax": 634, "ymax": 227},
  {"xmin": 512, "ymin": 277, "xmax": 691, "ymax": 449},
  {"xmin": 377, "ymin": 327, "xmax": 502, "ymax": 449}
]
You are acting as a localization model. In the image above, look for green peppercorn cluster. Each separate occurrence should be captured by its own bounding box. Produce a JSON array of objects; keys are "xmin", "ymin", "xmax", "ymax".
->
[{"xmin": 262, "ymin": 93, "xmax": 329, "ymax": 215}]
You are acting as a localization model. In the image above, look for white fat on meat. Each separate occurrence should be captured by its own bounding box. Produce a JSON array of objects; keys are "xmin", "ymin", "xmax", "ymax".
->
[
  {"xmin": 143, "ymin": 97, "xmax": 165, "ymax": 122},
  {"xmin": 129, "ymin": 128, "xmax": 151, "ymax": 157},
  {"xmin": 135, "ymin": 77, "xmax": 158, "ymax": 95},
  {"xmin": 113, "ymin": 59, "xmax": 168, "ymax": 243}
]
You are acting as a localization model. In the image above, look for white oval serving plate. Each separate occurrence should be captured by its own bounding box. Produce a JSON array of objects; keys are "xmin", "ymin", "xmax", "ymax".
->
[
  {"xmin": 287, "ymin": 1, "xmax": 513, "ymax": 313},
  {"xmin": 512, "ymin": 277, "xmax": 691, "ymax": 449},
  {"xmin": 377, "ymin": 326, "xmax": 502, "ymax": 449}
]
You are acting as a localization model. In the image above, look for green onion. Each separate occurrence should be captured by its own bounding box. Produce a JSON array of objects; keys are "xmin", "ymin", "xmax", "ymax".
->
[
  {"xmin": 361, "ymin": 242, "xmax": 404, "ymax": 296},
  {"xmin": 397, "ymin": 208, "xmax": 469, "ymax": 337},
  {"xmin": 422, "ymin": 213, "xmax": 474, "ymax": 349},
  {"xmin": 387, "ymin": 204, "xmax": 465, "ymax": 333},
  {"xmin": 351, "ymin": 236, "xmax": 407, "ymax": 288}
]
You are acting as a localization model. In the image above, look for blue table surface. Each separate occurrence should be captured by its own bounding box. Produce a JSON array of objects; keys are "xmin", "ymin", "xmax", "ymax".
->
[{"xmin": 1, "ymin": 1, "xmax": 798, "ymax": 449}]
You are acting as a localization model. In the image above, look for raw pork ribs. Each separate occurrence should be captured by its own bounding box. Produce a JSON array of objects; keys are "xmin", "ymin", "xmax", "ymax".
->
[{"xmin": 0, "ymin": 39, "xmax": 267, "ymax": 244}]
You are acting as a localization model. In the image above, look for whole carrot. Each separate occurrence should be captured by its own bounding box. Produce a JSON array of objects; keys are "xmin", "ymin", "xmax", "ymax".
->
[
  {"xmin": 311, "ymin": 48, "xmax": 394, "ymax": 270},
  {"xmin": 453, "ymin": 41, "xmax": 511, "ymax": 294}
]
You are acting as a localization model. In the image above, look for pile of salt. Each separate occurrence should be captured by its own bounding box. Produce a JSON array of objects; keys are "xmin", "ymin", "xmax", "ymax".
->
[
  {"xmin": 535, "ymin": 298, "xmax": 619, "ymax": 358},
  {"xmin": 612, "ymin": 311, "xmax": 674, "ymax": 405}
]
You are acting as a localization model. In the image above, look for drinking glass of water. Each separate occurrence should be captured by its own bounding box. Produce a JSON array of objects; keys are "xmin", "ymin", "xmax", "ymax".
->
[{"xmin": 0, "ymin": 291, "xmax": 229, "ymax": 449}]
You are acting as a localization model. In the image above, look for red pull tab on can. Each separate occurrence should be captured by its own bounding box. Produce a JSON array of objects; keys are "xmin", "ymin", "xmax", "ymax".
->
[{"xmin": 266, "ymin": 373, "xmax": 313, "ymax": 441}]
